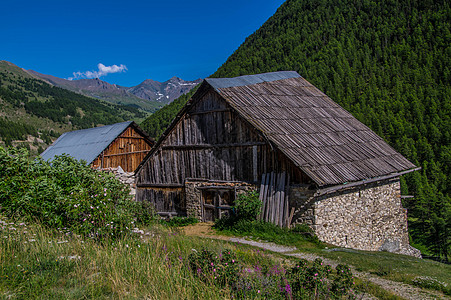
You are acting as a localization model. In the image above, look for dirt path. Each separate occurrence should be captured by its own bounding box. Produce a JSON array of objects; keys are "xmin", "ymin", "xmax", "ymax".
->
[{"xmin": 183, "ymin": 223, "xmax": 449, "ymax": 300}]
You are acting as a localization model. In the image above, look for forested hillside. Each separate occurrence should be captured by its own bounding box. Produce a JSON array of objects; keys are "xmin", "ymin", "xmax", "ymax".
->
[
  {"xmin": 140, "ymin": 88, "xmax": 197, "ymax": 139},
  {"xmin": 142, "ymin": 0, "xmax": 450, "ymax": 258},
  {"xmin": 0, "ymin": 61, "xmax": 146, "ymax": 154}
]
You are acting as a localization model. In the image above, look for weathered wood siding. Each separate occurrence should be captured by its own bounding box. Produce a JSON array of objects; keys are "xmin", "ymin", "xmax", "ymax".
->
[
  {"xmin": 136, "ymin": 90, "xmax": 310, "ymax": 210},
  {"xmin": 92, "ymin": 126, "xmax": 153, "ymax": 172}
]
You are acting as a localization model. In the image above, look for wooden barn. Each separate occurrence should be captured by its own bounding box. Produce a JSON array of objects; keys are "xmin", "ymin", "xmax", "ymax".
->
[
  {"xmin": 42, "ymin": 121, "xmax": 154, "ymax": 172},
  {"xmin": 135, "ymin": 71, "xmax": 420, "ymax": 256}
]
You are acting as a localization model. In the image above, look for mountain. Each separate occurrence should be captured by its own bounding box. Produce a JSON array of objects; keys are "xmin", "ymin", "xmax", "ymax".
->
[
  {"xmin": 29, "ymin": 70, "xmax": 201, "ymax": 112},
  {"xmin": 140, "ymin": 0, "xmax": 451, "ymax": 258},
  {"xmin": 27, "ymin": 70, "xmax": 162, "ymax": 112},
  {"xmin": 0, "ymin": 60, "xmax": 146, "ymax": 155},
  {"xmin": 127, "ymin": 77, "xmax": 202, "ymax": 103}
]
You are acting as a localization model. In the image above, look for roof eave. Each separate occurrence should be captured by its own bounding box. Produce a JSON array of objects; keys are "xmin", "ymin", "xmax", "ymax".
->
[{"xmin": 314, "ymin": 167, "xmax": 421, "ymax": 197}]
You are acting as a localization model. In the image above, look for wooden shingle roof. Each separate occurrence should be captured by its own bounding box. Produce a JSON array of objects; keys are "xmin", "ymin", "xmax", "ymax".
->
[{"xmin": 206, "ymin": 72, "xmax": 417, "ymax": 187}]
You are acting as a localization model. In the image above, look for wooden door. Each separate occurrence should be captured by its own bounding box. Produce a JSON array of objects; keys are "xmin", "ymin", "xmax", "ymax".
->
[{"xmin": 202, "ymin": 189, "xmax": 235, "ymax": 222}]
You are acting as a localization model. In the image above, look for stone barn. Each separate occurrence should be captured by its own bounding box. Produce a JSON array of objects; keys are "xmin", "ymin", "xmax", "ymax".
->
[
  {"xmin": 135, "ymin": 71, "xmax": 420, "ymax": 256},
  {"xmin": 42, "ymin": 121, "xmax": 154, "ymax": 172}
]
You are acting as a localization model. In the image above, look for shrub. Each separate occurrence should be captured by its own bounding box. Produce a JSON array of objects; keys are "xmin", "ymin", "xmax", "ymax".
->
[
  {"xmin": 188, "ymin": 248, "xmax": 240, "ymax": 287},
  {"xmin": 235, "ymin": 190, "xmax": 261, "ymax": 221},
  {"xmin": 332, "ymin": 264, "xmax": 354, "ymax": 296},
  {"xmin": 0, "ymin": 146, "xmax": 151, "ymax": 239}
]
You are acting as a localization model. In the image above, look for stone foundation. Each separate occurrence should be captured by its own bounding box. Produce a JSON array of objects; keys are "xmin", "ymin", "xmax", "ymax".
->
[{"xmin": 290, "ymin": 179, "xmax": 420, "ymax": 257}]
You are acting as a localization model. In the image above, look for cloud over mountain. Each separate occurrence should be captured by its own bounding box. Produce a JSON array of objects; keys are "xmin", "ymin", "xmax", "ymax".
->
[{"xmin": 68, "ymin": 63, "xmax": 127, "ymax": 80}]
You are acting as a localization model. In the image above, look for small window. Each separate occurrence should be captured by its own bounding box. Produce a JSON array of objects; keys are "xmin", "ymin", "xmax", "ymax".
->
[
  {"xmin": 203, "ymin": 191, "xmax": 215, "ymax": 205},
  {"xmin": 219, "ymin": 190, "xmax": 235, "ymax": 206}
]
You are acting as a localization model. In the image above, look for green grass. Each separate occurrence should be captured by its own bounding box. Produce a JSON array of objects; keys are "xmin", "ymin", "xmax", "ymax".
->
[
  {"xmin": 3, "ymin": 215, "xmax": 448, "ymax": 299},
  {"xmin": 305, "ymin": 247, "xmax": 451, "ymax": 295},
  {"xmin": 0, "ymin": 217, "xmax": 370, "ymax": 299},
  {"xmin": 214, "ymin": 219, "xmax": 323, "ymax": 250},
  {"xmin": 214, "ymin": 219, "xmax": 450, "ymax": 296},
  {"xmin": 0, "ymin": 219, "xmax": 232, "ymax": 299},
  {"xmin": 353, "ymin": 278, "xmax": 404, "ymax": 300}
]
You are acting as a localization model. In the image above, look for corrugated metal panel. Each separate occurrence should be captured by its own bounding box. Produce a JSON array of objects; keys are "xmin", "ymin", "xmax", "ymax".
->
[{"xmin": 41, "ymin": 121, "xmax": 133, "ymax": 164}]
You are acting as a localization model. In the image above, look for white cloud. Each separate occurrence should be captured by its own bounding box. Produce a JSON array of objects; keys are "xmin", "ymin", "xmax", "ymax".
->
[{"xmin": 67, "ymin": 63, "xmax": 127, "ymax": 80}]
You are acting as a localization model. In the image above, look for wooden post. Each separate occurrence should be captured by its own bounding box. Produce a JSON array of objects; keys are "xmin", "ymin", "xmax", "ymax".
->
[
  {"xmin": 278, "ymin": 172, "xmax": 286, "ymax": 227},
  {"xmin": 259, "ymin": 173, "xmax": 266, "ymax": 220},
  {"xmin": 284, "ymin": 174, "xmax": 290, "ymax": 227},
  {"xmin": 253, "ymin": 145, "xmax": 258, "ymax": 182},
  {"xmin": 288, "ymin": 207, "xmax": 295, "ymax": 228},
  {"xmin": 266, "ymin": 172, "xmax": 274, "ymax": 222}
]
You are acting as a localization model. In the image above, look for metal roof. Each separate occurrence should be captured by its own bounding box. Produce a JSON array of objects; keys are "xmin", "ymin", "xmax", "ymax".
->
[
  {"xmin": 41, "ymin": 121, "xmax": 133, "ymax": 164},
  {"xmin": 206, "ymin": 71, "xmax": 300, "ymax": 90}
]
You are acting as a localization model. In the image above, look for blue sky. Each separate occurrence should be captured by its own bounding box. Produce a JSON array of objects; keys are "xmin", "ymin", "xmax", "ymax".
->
[{"xmin": 1, "ymin": 0, "xmax": 285, "ymax": 86}]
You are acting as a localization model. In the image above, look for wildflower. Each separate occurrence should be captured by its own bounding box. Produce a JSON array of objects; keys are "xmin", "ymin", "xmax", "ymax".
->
[{"xmin": 211, "ymin": 263, "xmax": 214, "ymax": 266}]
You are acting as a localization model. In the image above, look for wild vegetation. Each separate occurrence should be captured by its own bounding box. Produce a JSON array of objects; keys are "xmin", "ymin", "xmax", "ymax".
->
[
  {"xmin": 0, "ymin": 147, "xmax": 144, "ymax": 238},
  {"xmin": 1, "ymin": 148, "xmax": 449, "ymax": 298},
  {"xmin": 141, "ymin": 0, "xmax": 451, "ymax": 259},
  {"xmin": 0, "ymin": 147, "xmax": 359, "ymax": 299}
]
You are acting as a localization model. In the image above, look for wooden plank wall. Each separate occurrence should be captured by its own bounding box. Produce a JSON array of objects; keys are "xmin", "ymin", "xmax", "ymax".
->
[
  {"xmin": 136, "ymin": 90, "xmax": 311, "ymax": 209},
  {"xmin": 92, "ymin": 126, "xmax": 153, "ymax": 172}
]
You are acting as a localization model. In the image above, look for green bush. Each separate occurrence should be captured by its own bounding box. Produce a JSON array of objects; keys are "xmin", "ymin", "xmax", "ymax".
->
[
  {"xmin": 235, "ymin": 190, "xmax": 261, "ymax": 221},
  {"xmin": 0, "ymin": 146, "xmax": 149, "ymax": 238},
  {"xmin": 188, "ymin": 248, "xmax": 240, "ymax": 287}
]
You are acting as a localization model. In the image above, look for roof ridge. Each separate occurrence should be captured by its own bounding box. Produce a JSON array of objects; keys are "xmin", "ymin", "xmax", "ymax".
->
[{"xmin": 206, "ymin": 71, "xmax": 300, "ymax": 90}]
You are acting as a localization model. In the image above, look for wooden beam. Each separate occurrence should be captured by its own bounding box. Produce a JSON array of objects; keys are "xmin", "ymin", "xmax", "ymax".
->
[
  {"xmin": 315, "ymin": 167, "xmax": 422, "ymax": 197},
  {"xmin": 188, "ymin": 108, "xmax": 231, "ymax": 115},
  {"xmin": 137, "ymin": 183, "xmax": 184, "ymax": 188},
  {"xmin": 157, "ymin": 212, "xmax": 179, "ymax": 216},
  {"xmin": 161, "ymin": 141, "xmax": 266, "ymax": 150},
  {"xmin": 103, "ymin": 150, "xmax": 150, "ymax": 157},
  {"xmin": 197, "ymin": 186, "xmax": 248, "ymax": 190}
]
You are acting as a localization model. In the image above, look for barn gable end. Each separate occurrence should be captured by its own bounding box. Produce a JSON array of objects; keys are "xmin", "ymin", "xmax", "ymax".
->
[
  {"xmin": 136, "ymin": 87, "xmax": 308, "ymax": 216},
  {"xmin": 42, "ymin": 121, "xmax": 153, "ymax": 173}
]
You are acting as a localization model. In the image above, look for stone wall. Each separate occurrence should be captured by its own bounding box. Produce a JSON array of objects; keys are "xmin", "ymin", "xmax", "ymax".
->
[
  {"xmin": 312, "ymin": 179, "xmax": 420, "ymax": 257},
  {"xmin": 100, "ymin": 166, "xmax": 136, "ymax": 198},
  {"xmin": 289, "ymin": 184, "xmax": 316, "ymax": 226}
]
